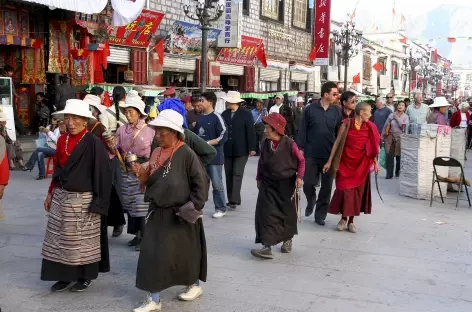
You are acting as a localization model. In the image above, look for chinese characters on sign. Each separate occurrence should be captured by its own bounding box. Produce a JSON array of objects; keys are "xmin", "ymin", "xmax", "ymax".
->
[
  {"xmin": 216, "ymin": 35, "xmax": 263, "ymax": 66},
  {"xmin": 217, "ymin": 0, "xmax": 242, "ymax": 48},
  {"xmin": 107, "ymin": 9, "xmax": 164, "ymax": 48},
  {"xmin": 313, "ymin": 0, "xmax": 331, "ymax": 66}
]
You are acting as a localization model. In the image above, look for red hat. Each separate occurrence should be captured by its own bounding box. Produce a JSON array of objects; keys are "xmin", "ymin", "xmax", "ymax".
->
[
  {"xmin": 262, "ymin": 112, "xmax": 286, "ymax": 135},
  {"xmin": 181, "ymin": 96, "xmax": 191, "ymax": 103},
  {"xmin": 163, "ymin": 87, "xmax": 176, "ymax": 96}
]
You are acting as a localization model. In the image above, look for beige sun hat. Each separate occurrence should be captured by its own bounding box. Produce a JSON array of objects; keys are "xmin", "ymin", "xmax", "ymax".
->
[
  {"xmin": 429, "ymin": 96, "xmax": 450, "ymax": 108},
  {"xmin": 83, "ymin": 94, "xmax": 106, "ymax": 114},
  {"xmin": 52, "ymin": 99, "xmax": 96, "ymax": 120},
  {"xmin": 222, "ymin": 91, "xmax": 244, "ymax": 104},
  {"xmin": 148, "ymin": 109, "xmax": 184, "ymax": 134},
  {"xmin": 120, "ymin": 90, "xmax": 148, "ymax": 116}
]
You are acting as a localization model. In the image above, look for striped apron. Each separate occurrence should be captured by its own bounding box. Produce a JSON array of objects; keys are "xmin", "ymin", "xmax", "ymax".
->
[
  {"xmin": 121, "ymin": 172, "xmax": 149, "ymax": 218},
  {"xmin": 42, "ymin": 189, "xmax": 101, "ymax": 266}
]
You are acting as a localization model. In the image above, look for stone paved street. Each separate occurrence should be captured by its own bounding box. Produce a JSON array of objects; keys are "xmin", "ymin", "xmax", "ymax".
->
[{"xmin": 2, "ymin": 156, "xmax": 472, "ymax": 312}]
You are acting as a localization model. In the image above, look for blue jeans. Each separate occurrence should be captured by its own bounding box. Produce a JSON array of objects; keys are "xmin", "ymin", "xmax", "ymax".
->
[
  {"xmin": 206, "ymin": 165, "xmax": 227, "ymax": 212},
  {"xmin": 26, "ymin": 147, "xmax": 56, "ymax": 177}
]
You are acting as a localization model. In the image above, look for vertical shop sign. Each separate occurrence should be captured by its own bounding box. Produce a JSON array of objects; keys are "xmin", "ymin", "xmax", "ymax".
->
[
  {"xmin": 217, "ymin": 0, "xmax": 242, "ymax": 48},
  {"xmin": 313, "ymin": 0, "xmax": 331, "ymax": 66}
]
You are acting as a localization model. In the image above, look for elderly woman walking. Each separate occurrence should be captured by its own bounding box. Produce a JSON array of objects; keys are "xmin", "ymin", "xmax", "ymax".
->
[
  {"xmin": 324, "ymin": 102, "xmax": 380, "ymax": 233},
  {"xmin": 114, "ymin": 90, "xmax": 155, "ymax": 250},
  {"xmin": 41, "ymin": 99, "xmax": 112, "ymax": 292},
  {"xmin": 427, "ymin": 97, "xmax": 448, "ymax": 125},
  {"xmin": 382, "ymin": 101, "xmax": 409, "ymax": 179},
  {"xmin": 251, "ymin": 113, "xmax": 305, "ymax": 259},
  {"xmin": 129, "ymin": 110, "xmax": 209, "ymax": 312},
  {"xmin": 450, "ymin": 102, "xmax": 470, "ymax": 129}
]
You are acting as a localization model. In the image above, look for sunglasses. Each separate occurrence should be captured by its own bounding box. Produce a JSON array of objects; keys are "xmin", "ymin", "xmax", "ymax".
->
[{"xmin": 386, "ymin": 96, "xmax": 393, "ymax": 99}]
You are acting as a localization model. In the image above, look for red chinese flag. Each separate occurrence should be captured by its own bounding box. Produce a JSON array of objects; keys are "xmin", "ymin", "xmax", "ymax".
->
[
  {"xmin": 156, "ymin": 40, "xmax": 165, "ymax": 65},
  {"xmin": 373, "ymin": 62, "xmax": 383, "ymax": 72},
  {"xmin": 256, "ymin": 43, "xmax": 268, "ymax": 68},
  {"xmin": 447, "ymin": 37, "xmax": 456, "ymax": 43},
  {"xmin": 308, "ymin": 47, "xmax": 317, "ymax": 62},
  {"xmin": 399, "ymin": 38, "xmax": 407, "ymax": 44},
  {"xmin": 352, "ymin": 73, "xmax": 361, "ymax": 84}
]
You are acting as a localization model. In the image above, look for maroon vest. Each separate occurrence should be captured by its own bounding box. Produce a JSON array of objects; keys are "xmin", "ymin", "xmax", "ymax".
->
[{"xmin": 260, "ymin": 135, "xmax": 298, "ymax": 180}]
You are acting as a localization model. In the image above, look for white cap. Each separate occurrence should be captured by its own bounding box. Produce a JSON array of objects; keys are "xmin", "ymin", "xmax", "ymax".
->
[
  {"xmin": 52, "ymin": 99, "xmax": 96, "ymax": 120},
  {"xmin": 120, "ymin": 90, "xmax": 148, "ymax": 116},
  {"xmin": 147, "ymin": 109, "xmax": 184, "ymax": 134}
]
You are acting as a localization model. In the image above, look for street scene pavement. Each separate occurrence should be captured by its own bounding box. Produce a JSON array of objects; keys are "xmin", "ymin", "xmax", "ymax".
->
[{"xmin": 2, "ymin": 156, "xmax": 472, "ymax": 312}]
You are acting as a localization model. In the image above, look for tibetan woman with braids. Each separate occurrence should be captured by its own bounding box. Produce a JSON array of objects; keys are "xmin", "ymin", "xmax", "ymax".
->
[{"xmin": 40, "ymin": 99, "xmax": 112, "ymax": 293}]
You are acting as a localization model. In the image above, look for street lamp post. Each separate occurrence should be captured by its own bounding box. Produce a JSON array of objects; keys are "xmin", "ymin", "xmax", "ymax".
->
[
  {"xmin": 332, "ymin": 21, "xmax": 362, "ymax": 92},
  {"xmin": 183, "ymin": 0, "xmax": 224, "ymax": 92}
]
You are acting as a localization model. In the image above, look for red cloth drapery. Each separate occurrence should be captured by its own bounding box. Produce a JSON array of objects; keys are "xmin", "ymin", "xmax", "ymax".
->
[{"xmin": 335, "ymin": 120, "xmax": 380, "ymax": 190}]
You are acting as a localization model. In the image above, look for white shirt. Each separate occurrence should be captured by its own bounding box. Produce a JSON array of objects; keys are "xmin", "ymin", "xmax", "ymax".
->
[
  {"xmin": 102, "ymin": 105, "xmax": 127, "ymax": 132},
  {"xmin": 460, "ymin": 113, "xmax": 468, "ymax": 128},
  {"xmin": 269, "ymin": 104, "xmax": 283, "ymax": 114},
  {"xmin": 387, "ymin": 104, "xmax": 395, "ymax": 112}
]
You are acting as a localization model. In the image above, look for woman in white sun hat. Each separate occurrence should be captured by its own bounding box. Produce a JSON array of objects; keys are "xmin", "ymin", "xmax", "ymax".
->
[
  {"xmin": 427, "ymin": 96, "xmax": 448, "ymax": 125},
  {"xmin": 41, "ymin": 99, "xmax": 112, "ymax": 293},
  {"xmin": 111, "ymin": 90, "xmax": 155, "ymax": 251},
  {"xmin": 129, "ymin": 109, "xmax": 209, "ymax": 312}
]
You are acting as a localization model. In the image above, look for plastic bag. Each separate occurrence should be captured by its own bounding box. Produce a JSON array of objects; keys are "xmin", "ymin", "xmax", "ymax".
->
[
  {"xmin": 35, "ymin": 137, "xmax": 47, "ymax": 148},
  {"xmin": 379, "ymin": 145, "xmax": 387, "ymax": 169}
]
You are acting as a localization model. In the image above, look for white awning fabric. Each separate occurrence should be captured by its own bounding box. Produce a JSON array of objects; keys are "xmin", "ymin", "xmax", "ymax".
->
[
  {"xmin": 22, "ymin": 0, "xmax": 108, "ymax": 14},
  {"xmin": 111, "ymin": 0, "xmax": 146, "ymax": 26}
]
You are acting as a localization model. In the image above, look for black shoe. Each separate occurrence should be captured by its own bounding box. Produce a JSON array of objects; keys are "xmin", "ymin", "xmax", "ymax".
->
[
  {"xmin": 22, "ymin": 167, "xmax": 31, "ymax": 172},
  {"xmin": 281, "ymin": 240, "xmax": 292, "ymax": 253},
  {"xmin": 315, "ymin": 219, "xmax": 325, "ymax": 226},
  {"xmin": 135, "ymin": 242, "xmax": 141, "ymax": 251},
  {"xmin": 51, "ymin": 281, "xmax": 72, "ymax": 292},
  {"xmin": 128, "ymin": 236, "xmax": 141, "ymax": 246},
  {"xmin": 386, "ymin": 176, "xmax": 393, "ymax": 180},
  {"xmin": 305, "ymin": 206, "xmax": 314, "ymax": 217},
  {"xmin": 70, "ymin": 279, "xmax": 92, "ymax": 292},
  {"xmin": 251, "ymin": 246, "xmax": 273, "ymax": 259},
  {"xmin": 395, "ymin": 173, "xmax": 400, "ymax": 178},
  {"xmin": 112, "ymin": 225, "xmax": 124, "ymax": 237},
  {"xmin": 36, "ymin": 176, "xmax": 45, "ymax": 180}
]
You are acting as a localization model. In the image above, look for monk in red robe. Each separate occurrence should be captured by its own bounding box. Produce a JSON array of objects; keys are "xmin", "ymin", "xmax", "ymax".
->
[{"xmin": 324, "ymin": 102, "xmax": 381, "ymax": 233}]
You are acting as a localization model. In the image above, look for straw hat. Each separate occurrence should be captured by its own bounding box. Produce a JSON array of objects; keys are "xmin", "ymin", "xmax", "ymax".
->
[
  {"xmin": 83, "ymin": 94, "xmax": 105, "ymax": 114},
  {"xmin": 222, "ymin": 91, "xmax": 244, "ymax": 104},
  {"xmin": 120, "ymin": 90, "xmax": 148, "ymax": 116},
  {"xmin": 148, "ymin": 109, "xmax": 184, "ymax": 134},
  {"xmin": 52, "ymin": 99, "xmax": 96, "ymax": 120},
  {"xmin": 429, "ymin": 96, "xmax": 450, "ymax": 108},
  {"xmin": 262, "ymin": 112, "xmax": 286, "ymax": 135}
]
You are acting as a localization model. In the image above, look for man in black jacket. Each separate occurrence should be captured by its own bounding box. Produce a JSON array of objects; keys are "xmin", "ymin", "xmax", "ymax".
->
[
  {"xmin": 55, "ymin": 75, "xmax": 76, "ymax": 111},
  {"xmin": 297, "ymin": 81, "xmax": 342, "ymax": 226},
  {"xmin": 222, "ymin": 91, "xmax": 257, "ymax": 209}
]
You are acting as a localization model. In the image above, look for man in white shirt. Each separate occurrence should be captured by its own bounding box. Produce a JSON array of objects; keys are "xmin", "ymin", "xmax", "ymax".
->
[
  {"xmin": 22, "ymin": 122, "xmax": 66, "ymax": 180},
  {"xmin": 406, "ymin": 92, "xmax": 430, "ymax": 124},
  {"xmin": 269, "ymin": 95, "xmax": 284, "ymax": 114},
  {"xmin": 386, "ymin": 93, "xmax": 395, "ymax": 112}
]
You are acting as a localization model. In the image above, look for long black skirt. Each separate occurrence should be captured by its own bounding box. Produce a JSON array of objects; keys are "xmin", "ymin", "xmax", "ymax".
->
[
  {"xmin": 107, "ymin": 158, "xmax": 126, "ymax": 227},
  {"xmin": 255, "ymin": 175, "xmax": 298, "ymax": 246},
  {"xmin": 136, "ymin": 207, "xmax": 207, "ymax": 293},
  {"xmin": 41, "ymin": 216, "xmax": 110, "ymax": 281}
]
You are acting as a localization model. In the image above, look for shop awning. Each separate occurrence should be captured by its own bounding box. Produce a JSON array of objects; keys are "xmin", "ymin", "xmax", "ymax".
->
[
  {"xmin": 22, "ymin": 0, "xmax": 108, "ymax": 14},
  {"xmin": 240, "ymin": 90, "xmax": 299, "ymax": 100}
]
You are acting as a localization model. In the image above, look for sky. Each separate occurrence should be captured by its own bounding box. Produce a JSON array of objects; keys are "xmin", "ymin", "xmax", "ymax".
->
[{"xmin": 329, "ymin": 0, "xmax": 472, "ymax": 65}]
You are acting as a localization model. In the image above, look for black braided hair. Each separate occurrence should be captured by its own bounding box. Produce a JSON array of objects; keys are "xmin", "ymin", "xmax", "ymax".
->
[{"xmin": 112, "ymin": 86, "xmax": 126, "ymax": 129}]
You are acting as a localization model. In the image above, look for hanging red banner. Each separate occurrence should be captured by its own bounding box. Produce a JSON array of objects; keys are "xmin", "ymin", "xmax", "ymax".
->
[
  {"xmin": 313, "ymin": 0, "xmax": 331, "ymax": 66},
  {"xmin": 216, "ymin": 35, "xmax": 264, "ymax": 66},
  {"xmin": 108, "ymin": 10, "xmax": 164, "ymax": 48}
]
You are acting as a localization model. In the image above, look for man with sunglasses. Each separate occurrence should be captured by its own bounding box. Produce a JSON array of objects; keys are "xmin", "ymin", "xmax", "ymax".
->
[
  {"xmin": 297, "ymin": 81, "xmax": 342, "ymax": 226},
  {"xmin": 386, "ymin": 93, "xmax": 395, "ymax": 112},
  {"xmin": 405, "ymin": 92, "xmax": 430, "ymax": 124}
]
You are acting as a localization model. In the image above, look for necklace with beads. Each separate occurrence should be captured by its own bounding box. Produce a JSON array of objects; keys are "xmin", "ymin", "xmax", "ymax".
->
[{"xmin": 65, "ymin": 130, "xmax": 88, "ymax": 156}]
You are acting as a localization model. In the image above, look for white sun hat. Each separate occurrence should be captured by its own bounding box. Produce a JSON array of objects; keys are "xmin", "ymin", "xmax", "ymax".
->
[
  {"xmin": 222, "ymin": 91, "xmax": 244, "ymax": 104},
  {"xmin": 429, "ymin": 96, "xmax": 450, "ymax": 108},
  {"xmin": 52, "ymin": 99, "xmax": 96, "ymax": 120},
  {"xmin": 297, "ymin": 96, "xmax": 304, "ymax": 103},
  {"xmin": 148, "ymin": 109, "xmax": 184, "ymax": 134},
  {"xmin": 120, "ymin": 90, "xmax": 148, "ymax": 116},
  {"xmin": 83, "ymin": 94, "xmax": 106, "ymax": 114}
]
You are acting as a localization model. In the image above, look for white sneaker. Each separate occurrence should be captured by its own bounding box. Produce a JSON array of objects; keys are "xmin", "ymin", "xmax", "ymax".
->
[
  {"xmin": 212, "ymin": 211, "xmax": 226, "ymax": 218},
  {"xmin": 178, "ymin": 285, "xmax": 203, "ymax": 301},
  {"xmin": 133, "ymin": 296, "xmax": 161, "ymax": 312}
]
